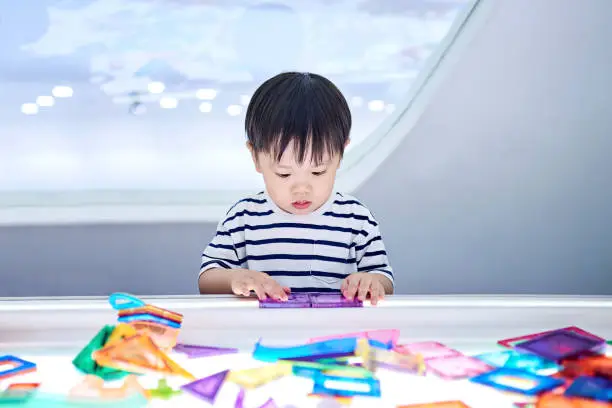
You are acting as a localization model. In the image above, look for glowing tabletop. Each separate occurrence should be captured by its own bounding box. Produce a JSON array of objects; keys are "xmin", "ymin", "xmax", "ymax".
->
[{"xmin": 0, "ymin": 295, "xmax": 610, "ymax": 407}]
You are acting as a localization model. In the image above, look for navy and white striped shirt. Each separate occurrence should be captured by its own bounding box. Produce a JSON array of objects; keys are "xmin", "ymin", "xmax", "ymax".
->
[{"xmin": 199, "ymin": 191, "xmax": 394, "ymax": 293}]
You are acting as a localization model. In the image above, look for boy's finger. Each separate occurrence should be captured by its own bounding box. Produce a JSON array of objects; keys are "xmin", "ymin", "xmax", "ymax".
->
[
  {"xmin": 232, "ymin": 282, "xmax": 249, "ymax": 296},
  {"xmin": 357, "ymin": 280, "xmax": 370, "ymax": 301},
  {"xmin": 263, "ymin": 281, "xmax": 287, "ymax": 301},
  {"xmin": 340, "ymin": 278, "xmax": 349, "ymax": 293},
  {"xmin": 276, "ymin": 287, "xmax": 289, "ymax": 301},
  {"xmin": 370, "ymin": 285, "xmax": 384, "ymax": 305},
  {"xmin": 252, "ymin": 284, "xmax": 267, "ymax": 300},
  {"xmin": 344, "ymin": 278, "xmax": 360, "ymax": 299}
]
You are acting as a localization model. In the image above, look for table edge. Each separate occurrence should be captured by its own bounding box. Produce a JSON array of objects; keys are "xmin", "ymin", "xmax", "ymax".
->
[{"xmin": 1, "ymin": 294, "xmax": 611, "ymax": 312}]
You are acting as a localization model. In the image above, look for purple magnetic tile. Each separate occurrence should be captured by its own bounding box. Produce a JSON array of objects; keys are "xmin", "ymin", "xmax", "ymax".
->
[
  {"xmin": 259, "ymin": 293, "xmax": 311, "ymax": 308},
  {"xmin": 259, "ymin": 398, "xmax": 278, "ymax": 408},
  {"xmin": 516, "ymin": 330, "xmax": 604, "ymax": 361},
  {"xmin": 174, "ymin": 343, "xmax": 239, "ymax": 358},
  {"xmin": 181, "ymin": 370, "xmax": 228, "ymax": 403},
  {"xmin": 309, "ymin": 293, "xmax": 362, "ymax": 308},
  {"xmin": 234, "ymin": 389, "xmax": 245, "ymax": 408}
]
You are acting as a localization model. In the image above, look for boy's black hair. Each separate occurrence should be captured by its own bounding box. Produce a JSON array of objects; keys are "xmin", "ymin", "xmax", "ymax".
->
[{"xmin": 245, "ymin": 72, "xmax": 352, "ymax": 165}]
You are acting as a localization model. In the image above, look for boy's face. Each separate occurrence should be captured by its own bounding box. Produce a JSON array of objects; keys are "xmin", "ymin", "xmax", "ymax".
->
[{"xmin": 249, "ymin": 141, "xmax": 345, "ymax": 215}]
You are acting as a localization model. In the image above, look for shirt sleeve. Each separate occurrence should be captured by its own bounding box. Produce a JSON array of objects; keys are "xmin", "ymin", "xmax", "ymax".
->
[
  {"xmin": 354, "ymin": 213, "xmax": 395, "ymax": 287},
  {"xmin": 199, "ymin": 217, "xmax": 246, "ymax": 278}
]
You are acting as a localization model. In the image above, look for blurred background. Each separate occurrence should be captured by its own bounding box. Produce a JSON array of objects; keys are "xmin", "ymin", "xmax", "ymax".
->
[{"xmin": 0, "ymin": 0, "xmax": 611, "ymax": 297}]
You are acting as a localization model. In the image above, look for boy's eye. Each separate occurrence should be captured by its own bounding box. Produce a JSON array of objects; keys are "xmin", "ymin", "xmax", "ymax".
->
[
  {"xmin": 312, "ymin": 170, "xmax": 327, "ymax": 176},
  {"xmin": 275, "ymin": 173, "xmax": 290, "ymax": 178}
]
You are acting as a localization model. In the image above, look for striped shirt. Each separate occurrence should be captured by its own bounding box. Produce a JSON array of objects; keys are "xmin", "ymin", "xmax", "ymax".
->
[{"xmin": 199, "ymin": 191, "xmax": 394, "ymax": 293}]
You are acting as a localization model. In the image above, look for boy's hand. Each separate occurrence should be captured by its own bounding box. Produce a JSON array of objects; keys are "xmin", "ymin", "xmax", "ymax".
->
[
  {"xmin": 341, "ymin": 273, "xmax": 388, "ymax": 305},
  {"xmin": 230, "ymin": 269, "xmax": 290, "ymax": 301}
]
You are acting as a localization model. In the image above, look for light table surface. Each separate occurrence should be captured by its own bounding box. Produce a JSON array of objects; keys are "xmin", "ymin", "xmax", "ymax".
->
[{"xmin": 0, "ymin": 295, "xmax": 610, "ymax": 407}]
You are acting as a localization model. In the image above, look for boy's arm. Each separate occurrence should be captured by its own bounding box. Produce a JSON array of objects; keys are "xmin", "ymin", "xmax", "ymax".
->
[
  {"xmin": 199, "ymin": 268, "xmax": 242, "ymax": 294},
  {"xmin": 198, "ymin": 220, "xmax": 245, "ymax": 294},
  {"xmin": 354, "ymin": 214, "xmax": 395, "ymax": 294}
]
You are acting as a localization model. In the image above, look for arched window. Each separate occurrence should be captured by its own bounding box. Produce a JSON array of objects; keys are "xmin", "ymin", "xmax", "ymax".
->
[{"xmin": 0, "ymin": 0, "xmax": 481, "ymax": 225}]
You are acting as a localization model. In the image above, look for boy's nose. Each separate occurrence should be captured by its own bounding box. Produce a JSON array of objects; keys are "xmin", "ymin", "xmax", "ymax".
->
[{"xmin": 291, "ymin": 180, "xmax": 311, "ymax": 194}]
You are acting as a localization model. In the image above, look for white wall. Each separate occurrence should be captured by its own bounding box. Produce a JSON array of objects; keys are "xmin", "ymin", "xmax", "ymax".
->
[{"xmin": 358, "ymin": 0, "xmax": 612, "ymax": 294}]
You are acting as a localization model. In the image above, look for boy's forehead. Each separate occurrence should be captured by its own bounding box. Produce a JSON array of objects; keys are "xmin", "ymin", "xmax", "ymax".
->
[{"xmin": 271, "ymin": 143, "xmax": 335, "ymax": 166}]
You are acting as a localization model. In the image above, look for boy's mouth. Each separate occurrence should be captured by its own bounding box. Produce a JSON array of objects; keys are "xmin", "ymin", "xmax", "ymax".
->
[{"xmin": 292, "ymin": 200, "xmax": 312, "ymax": 210}]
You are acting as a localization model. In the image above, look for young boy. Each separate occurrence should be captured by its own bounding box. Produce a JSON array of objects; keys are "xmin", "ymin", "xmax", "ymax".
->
[{"xmin": 198, "ymin": 72, "xmax": 394, "ymax": 305}]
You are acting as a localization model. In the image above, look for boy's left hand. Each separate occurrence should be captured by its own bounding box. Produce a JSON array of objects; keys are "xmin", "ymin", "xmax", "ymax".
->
[{"xmin": 341, "ymin": 273, "xmax": 388, "ymax": 305}]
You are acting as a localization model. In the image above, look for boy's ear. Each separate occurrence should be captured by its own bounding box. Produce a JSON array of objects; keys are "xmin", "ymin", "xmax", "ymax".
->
[{"xmin": 246, "ymin": 141, "xmax": 262, "ymax": 173}]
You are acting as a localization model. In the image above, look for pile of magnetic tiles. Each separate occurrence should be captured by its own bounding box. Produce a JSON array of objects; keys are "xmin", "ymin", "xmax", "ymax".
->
[{"xmin": 0, "ymin": 292, "xmax": 610, "ymax": 407}]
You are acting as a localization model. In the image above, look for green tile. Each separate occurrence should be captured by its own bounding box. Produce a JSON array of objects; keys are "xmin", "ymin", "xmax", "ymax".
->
[{"xmin": 72, "ymin": 325, "xmax": 133, "ymax": 381}]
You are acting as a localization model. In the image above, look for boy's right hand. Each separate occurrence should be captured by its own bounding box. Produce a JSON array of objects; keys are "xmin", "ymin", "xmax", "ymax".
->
[{"xmin": 230, "ymin": 269, "xmax": 290, "ymax": 301}]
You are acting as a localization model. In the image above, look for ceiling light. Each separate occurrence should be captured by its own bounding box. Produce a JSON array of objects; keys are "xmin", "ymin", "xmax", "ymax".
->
[
  {"xmin": 227, "ymin": 105, "xmax": 243, "ymax": 116},
  {"xmin": 159, "ymin": 97, "xmax": 178, "ymax": 109},
  {"xmin": 21, "ymin": 103, "xmax": 38, "ymax": 115},
  {"xmin": 196, "ymin": 89, "xmax": 217, "ymax": 100},
  {"xmin": 148, "ymin": 82, "xmax": 165, "ymax": 94},
  {"xmin": 36, "ymin": 96, "xmax": 55, "ymax": 107},
  {"xmin": 52, "ymin": 86, "xmax": 73, "ymax": 98},
  {"xmin": 368, "ymin": 100, "xmax": 385, "ymax": 112},
  {"xmin": 199, "ymin": 102, "xmax": 212, "ymax": 113}
]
